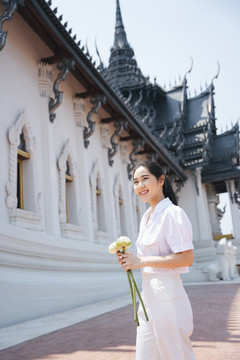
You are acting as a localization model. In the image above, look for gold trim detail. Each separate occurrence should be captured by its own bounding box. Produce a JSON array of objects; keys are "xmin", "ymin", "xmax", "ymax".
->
[
  {"xmin": 65, "ymin": 174, "xmax": 73, "ymax": 183},
  {"xmin": 17, "ymin": 149, "xmax": 30, "ymax": 160},
  {"xmin": 213, "ymin": 234, "xmax": 233, "ymax": 240}
]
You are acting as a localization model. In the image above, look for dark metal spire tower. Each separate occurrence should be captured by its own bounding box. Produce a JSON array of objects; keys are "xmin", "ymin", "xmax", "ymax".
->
[{"xmin": 106, "ymin": 0, "xmax": 146, "ymax": 89}]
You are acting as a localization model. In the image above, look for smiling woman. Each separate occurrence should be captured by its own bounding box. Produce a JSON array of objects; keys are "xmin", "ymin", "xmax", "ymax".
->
[{"xmin": 117, "ymin": 161, "xmax": 195, "ymax": 360}]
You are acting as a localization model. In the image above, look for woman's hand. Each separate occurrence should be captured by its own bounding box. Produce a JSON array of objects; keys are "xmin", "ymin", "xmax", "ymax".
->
[{"xmin": 116, "ymin": 251, "xmax": 142, "ymax": 271}]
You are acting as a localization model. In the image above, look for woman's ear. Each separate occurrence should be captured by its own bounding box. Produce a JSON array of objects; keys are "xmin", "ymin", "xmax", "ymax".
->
[{"xmin": 159, "ymin": 175, "xmax": 165, "ymax": 185}]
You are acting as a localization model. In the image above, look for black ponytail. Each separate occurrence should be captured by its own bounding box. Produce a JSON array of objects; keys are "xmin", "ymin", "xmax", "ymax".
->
[
  {"xmin": 162, "ymin": 176, "xmax": 178, "ymax": 205},
  {"xmin": 133, "ymin": 161, "xmax": 178, "ymax": 205}
]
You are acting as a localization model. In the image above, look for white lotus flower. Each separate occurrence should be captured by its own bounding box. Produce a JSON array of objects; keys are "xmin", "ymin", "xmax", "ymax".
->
[
  {"xmin": 116, "ymin": 236, "xmax": 131, "ymax": 251},
  {"xmin": 108, "ymin": 241, "xmax": 118, "ymax": 254}
]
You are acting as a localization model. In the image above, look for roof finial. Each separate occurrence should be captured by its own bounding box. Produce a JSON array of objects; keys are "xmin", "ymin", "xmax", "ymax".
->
[
  {"xmin": 116, "ymin": 0, "xmax": 123, "ymax": 30},
  {"xmin": 210, "ymin": 61, "xmax": 220, "ymax": 86},
  {"xmin": 95, "ymin": 38, "xmax": 104, "ymax": 70},
  {"xmin": 183, "ymin": 56, "xmax": 193, "ymax": 82},
  {"xmin": 113, "ymin": 0, "xmax": 129, "ymax": 50}
]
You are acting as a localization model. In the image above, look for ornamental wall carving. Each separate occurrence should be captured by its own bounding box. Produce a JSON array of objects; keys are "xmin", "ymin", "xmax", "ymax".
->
[
  {"xmin": 38, "ymin": 62, "xmax": 53, "ymax": 98},
  {"xmin": 119, "ymin": 142, "xmax": 129, "ymax": 164},
  {"xmin": 73, "ymin": 97, "xmax": 86, "ymax": 127},
  {"xmin": 100, "ymin": 123, "xmax": 110, "ymax": 149}
]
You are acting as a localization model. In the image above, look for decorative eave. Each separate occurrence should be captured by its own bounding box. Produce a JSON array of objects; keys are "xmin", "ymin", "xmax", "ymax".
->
[
  {"xmin": 14, "ymin": 0, "xmax": 186, "ymax": 181},
  {"xmin": 202, "ymin": 166, "xmax": 240, "ymax": 185}
]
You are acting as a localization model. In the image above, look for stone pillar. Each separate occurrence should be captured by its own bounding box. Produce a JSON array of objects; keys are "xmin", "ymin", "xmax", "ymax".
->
[
  {"xmin": 194, "ymin": 168, "xmax": 212, "ymax": 241},
  {"xmin": 73, "ymin": 97, "xmax": 94, "ymax": 242},
  {"xmin": 99, "ymin": 123, "xmax": 118, "ymax": 240},
  {"xmin": 119, "ymin": 142, "xmax": 138, "ymax": 242},
  {"xmin": 206, "ymin": 184, "xmax": 222, "ymax": 236},
  {"xmin": 226, "ymin": 180, "xmax": 240, "ymax": 241},
  {"xmin": 38, "ymin": 63, "xmax": 60, "ymax": 235}
]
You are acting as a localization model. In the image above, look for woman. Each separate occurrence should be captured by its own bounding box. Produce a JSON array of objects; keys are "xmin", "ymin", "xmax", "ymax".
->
[{"xmin": 117, "ymin": 161, "xmax": 195, "ymax": 360}]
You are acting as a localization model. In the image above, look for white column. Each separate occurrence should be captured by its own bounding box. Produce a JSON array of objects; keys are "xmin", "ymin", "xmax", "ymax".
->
[
  {"xmin": 119, "ymin": 142, "xmax": 137, "ymax": 242},
  {"xmin": 73, "ymin": 97, "xmax": 94, "ymax": 242},
  {"xmin": 206, "ymin": 184, "xmax": 222, "ymax": 235},
  {"xmin": 194, "ymin": 168, "xmax": 212, "ymax": 241},
  {"xmin": 38, "ymin": 63, "xmax": 60, "ymax": 236},
  {"xmin": 99, "ymin": 123, "xmax": 118, "ymax": 241},
  {"xmin": 226, "ymin": 180, "xmax": 240, "ymax": 241}
]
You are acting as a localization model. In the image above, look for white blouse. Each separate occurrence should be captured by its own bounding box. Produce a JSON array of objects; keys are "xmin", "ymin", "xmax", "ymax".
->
[{"xmin": 136, "ymin": 197, "xmax": 194, "ymax": 274}]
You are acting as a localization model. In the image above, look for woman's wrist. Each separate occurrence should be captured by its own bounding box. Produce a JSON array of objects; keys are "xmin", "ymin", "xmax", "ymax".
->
[{"xmin": 139, "ymin": 257, "xmax": 145, "ymax": 268}]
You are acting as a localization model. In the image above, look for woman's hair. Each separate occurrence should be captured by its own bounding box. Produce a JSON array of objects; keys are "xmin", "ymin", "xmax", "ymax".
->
[{"xmin": 133, "ymin": 161, "xmax": 178, "ymax": 205}]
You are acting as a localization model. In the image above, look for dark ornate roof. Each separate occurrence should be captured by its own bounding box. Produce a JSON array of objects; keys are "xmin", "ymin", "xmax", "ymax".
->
[
  {"xmin": 102, "ymin": 0, "xmax": 240, "ymax": 193},
  {"xmin": 1, "ymin": 0, "xmax": 239, "ymax": 191},
  {"xmin": 102, "ymin": 0, "xmax": 147, "ymax": 89}
]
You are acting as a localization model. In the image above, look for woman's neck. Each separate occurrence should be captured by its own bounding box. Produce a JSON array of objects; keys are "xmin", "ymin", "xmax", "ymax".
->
[{"xmin": 149, "ymin": 195, "xmax": 165, "ymax": 211}]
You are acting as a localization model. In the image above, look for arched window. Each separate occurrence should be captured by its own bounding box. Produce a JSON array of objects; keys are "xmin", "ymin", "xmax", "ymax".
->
[
  {"xmin": 113, "ymin": 175, "xmax": 127, "ymax": 236},
  {"xmin": 58, "ymin": 139, "xmax": 83, "ymax": 239},
  {"xmin": 90, "ymin": 159, "xmax": 109, "ymax": 242},
  {"xmin": 17, "ymin": 131, "xmax": 30, "ymax": 209},
  {"xmin": 119, "ymin": 185, "xmax": 127, "ymax": 235},
  {"xmin": 96, "ymin": 172, "xmax": 106, "ymax": 232},
  {"xmin": 65, "ymin": 160, "xmax": 74, "ymax": 223},
  {"xmin": 6, "ymin": 110, "xmax": 43, "ymax": 230}
]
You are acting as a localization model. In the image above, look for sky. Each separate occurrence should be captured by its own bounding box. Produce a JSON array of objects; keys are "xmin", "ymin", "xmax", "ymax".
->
[{"xmin": 52, "ymin": 0, "xmax": 240, "ymax": 234}]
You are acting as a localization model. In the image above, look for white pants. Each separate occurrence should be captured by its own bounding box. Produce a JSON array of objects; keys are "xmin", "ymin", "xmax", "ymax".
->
[{"xmin": 136, "ymin": 273, "xmax": 195, "ymax": 360}]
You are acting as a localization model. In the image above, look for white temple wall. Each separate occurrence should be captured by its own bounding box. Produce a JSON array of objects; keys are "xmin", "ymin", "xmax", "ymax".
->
[
  {"xmin": 178, "ymin": 170, "xmax": 201, "ymax": 243},
  {"xmin": 0, "ymin": 13, "xmax": 143, "ymax": 329},
  {"xmin": 178, "ymin": 170, "xmax": 216, "ymax": 279}
]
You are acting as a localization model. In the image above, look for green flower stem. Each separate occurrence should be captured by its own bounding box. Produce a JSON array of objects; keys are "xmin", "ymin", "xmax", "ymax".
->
[
  {"xmin": 132, "ymin": 275, "xmax": 139, "ymax": 326},
  {"xmin": 126, "ymin": 270, "xmax": 134, "ymax": 307},
  {"xmin": 129, "ymin": 270, "xmax": 149, "ymax": 322},
  {"xmin": 122, "ymin": 246, "xmax": 139, "ymax": 326}
]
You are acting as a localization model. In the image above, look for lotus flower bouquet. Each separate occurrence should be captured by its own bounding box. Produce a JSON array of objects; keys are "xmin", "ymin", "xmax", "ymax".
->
[{"xmin": 108, "ymin": 236, "xmax": 148, "ymax": 326}]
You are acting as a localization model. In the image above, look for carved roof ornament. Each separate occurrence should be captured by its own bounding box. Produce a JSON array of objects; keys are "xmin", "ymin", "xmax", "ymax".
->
[
  {"xmin": 183, "ymin": 57, "xmax": 193, "ymax": 84},
  {"xmin": 108, "ymin": 119, "xmax": 127, "ymax": 166},
  {"xmin": 0, "ymin": 0, "xmax": 24, "ymax": 51},
  {"xmin": 95, "ymin": 39, "xmax": 104, "ymax": 71},
  {"xmin": 208, "ymin": 62, "xmax": 220, "ymax": 119},
  {"xmin": 127, "ymin": 139, "xmax": 145, "ymax": 180},
  {"xmin": 83, "ymin": 94, "xmax": 106, "ymax": 148},
  {"xmin": 180, "ymin": 56, "xmax": 193, "ymax": 112},
  {"xmin": 49, "ymin": 58, "xmax": 75, "ymax": 122}
]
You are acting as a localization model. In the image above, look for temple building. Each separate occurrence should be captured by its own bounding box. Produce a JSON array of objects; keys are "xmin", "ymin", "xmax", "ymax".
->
[{"xmin": 0, "ymin": 0, "xmax": 239, "ymax": 335}]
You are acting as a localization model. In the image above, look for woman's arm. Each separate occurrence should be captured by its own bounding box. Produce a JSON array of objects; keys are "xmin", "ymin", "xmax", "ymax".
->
[{"xmin": 117, "ymin": 250, "xmax": 194, "ymax": 271}]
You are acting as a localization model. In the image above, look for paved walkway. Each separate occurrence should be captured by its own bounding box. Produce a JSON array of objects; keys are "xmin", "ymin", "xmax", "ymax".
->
[{"xmin": 0, "ymin": 283, "xmax": 240, "ymax": 360}]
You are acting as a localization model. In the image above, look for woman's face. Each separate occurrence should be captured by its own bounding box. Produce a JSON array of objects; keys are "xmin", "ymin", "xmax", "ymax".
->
[{"xmin": 133, "ymin": 166, "xmax": 164, "ymax": 206}]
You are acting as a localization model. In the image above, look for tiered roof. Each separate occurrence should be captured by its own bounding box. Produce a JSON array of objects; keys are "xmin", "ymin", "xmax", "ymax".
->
[{"xmin": 102, "ymin": 0, "xmax": 240, "ymax": 194}]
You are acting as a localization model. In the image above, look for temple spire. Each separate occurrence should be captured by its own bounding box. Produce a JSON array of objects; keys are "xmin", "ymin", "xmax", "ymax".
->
[
  {"xmin": 105, "ymin": 0, "xmax": 146, "ymax": 89},
  {"xmin": 113, "ymin": 0, "xmax": 130, "ymax": 50}
]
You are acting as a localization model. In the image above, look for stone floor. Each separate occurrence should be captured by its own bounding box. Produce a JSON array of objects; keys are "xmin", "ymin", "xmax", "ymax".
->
[{"xmin": 0, "ymin": 283, "xmax": 240, "ymax": 360}]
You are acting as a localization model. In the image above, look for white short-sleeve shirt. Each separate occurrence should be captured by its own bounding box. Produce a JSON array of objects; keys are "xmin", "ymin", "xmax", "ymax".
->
[{"xmin": 136, "ymin": 197, "xmax": 194, "ymax": 274}]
